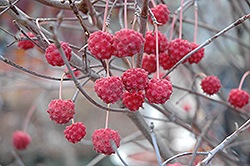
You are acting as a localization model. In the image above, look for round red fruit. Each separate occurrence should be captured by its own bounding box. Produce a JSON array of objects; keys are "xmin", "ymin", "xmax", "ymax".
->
[
  {"xmin": 200, "ymin": 76, "xmax": 221, "ymax": 95},
  {"xmin": 188, "ymin": 42, "xmax": 205, "ymax": 64},
  {"xmin": 159, "ymin": 52, "xmax": 176, "ymax": 70},
  {"xmin": 142, "ymin": 54, "xmax": 156, "ymax": 74},
  {"xmin": 149, "ymin": 4, "xmax": 170, "ymax": 26},
  {"xmin": 64, "ymin": 122, "xmax": 86, "ymax": 144},
  {"xmin": 17, "ymin": 32, "xmax": 36, "ymax": 50},
  {"xmin": 12, "ymin": 130, "xmax": 31, "ymax": 150},
  {"xmin": 228, "ymin": 89, "xmax": 249, "ymax": 108},
  {"xmin": 122, "ymin": 90, "xmax": 145, "ymax": 112}
]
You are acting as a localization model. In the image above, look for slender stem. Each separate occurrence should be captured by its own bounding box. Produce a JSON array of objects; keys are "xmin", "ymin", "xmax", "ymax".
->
[
  {"xmin": 105, "ymin": 105, "xmax": 110, "ymax": 129},
  {"xmin": 22, "ymin": 103, "xmax": 36, "ymax": 132},
  {"xmin": 102, "ymin": 0, "xmax": 110, "ymax": 31},
  {"xmin": 169, "ymin": 14, "xmax": 177, "ymax": 41},
  {"xmin": 179, "ymin": 0, "xmax": 184, "ymax": 39},
  {"xmin": 194, "ymin": 0, "xmax": 198, "ymax": 43},
  {"xmin": 238, "ymin": 70, "xmax": 250, "ymax": 90},
  {"xmin": 124, "ymin": 0, "xmax": 127, "ymax": 29},
  {"xmin": 36, "ymin": 18, "xmax": 50, "ymax": 45},
  {"xmin": 150, "ymin": 0, "xmax": 156, "ymax": 7},
  {"xmin": 155, "ymin": 24, "xmax": 159, "ymax": 79}
]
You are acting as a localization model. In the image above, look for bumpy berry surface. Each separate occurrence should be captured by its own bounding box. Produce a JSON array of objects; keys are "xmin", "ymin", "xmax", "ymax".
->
[
  {"xmin": 228, "ymin": 89, "xmax": 249, "ymax": 108},
  {"xmin": 188, "ymin": 42, "xmax": 205, "ymax": 64},
  {"xmin": 47, "ymin": 99, "xmax": 75, "ymax": 124},
  {"xmin": 92, "ymin": 128, "xmax": 121, "ymax": 155},
  {"xmin": 113, "ymin": 28, "xmax": 145, "ymax": 58},
  {"xmin": 94, "ymin": 76, "xmax": 124, "ymax": 104},
  {"xmin": 122, "ymin": 90, "xmax": 145, "ymax": 111},
  {"xmin": 159, "ymin": 52, "xmax": 176, "ymax": 70},
  {"xmin": 64, "ymin": 122, "xmax": 86, "ymax": 144},
  {"xmin": 88, "ymin": 30, "xmax": 115, "ymax": 59},
  {"xmin": 65, "ymin": 67, "xmax": 80, "ymax": 78},
  {"xmin": 144, "ymin": 30, "xmax": 168, "ymax": 55},
  {"xmin": 200, "ymin": 76, "xmax": 221, "ymax": 95},
  {"xmin": 142, "ymin": 54, "xmax": 156, "ymax": 74},
  {"xmin": 149, "ymin": 4, "xmax": 170, "ymax": 26},
  {"xmin": 145, "ymin": 78, "xmax": 173, "ymax": 104},
  {"xmin": 12, "ymin": 130, "xmax": 31, "ymax": 150},
  {"xmin": 121, "ymin": 68, "xmax": 149, "ymax": 92},
  {"xmin": 45, "ymin": 41, "xmax": 72, "ymax": 67},
  {"xmin": 168, "ymin": 38, "xmax": 192, "ymax": 63},
  {"xmin": 17, "ymin": 32, "xmax": 36, "ymax": 50}
]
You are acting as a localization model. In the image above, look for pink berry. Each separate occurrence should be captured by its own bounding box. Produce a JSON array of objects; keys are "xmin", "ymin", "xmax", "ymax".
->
[
  {"xmin": 17, "ymin": 32, "xmax": 36, "ymax": 50},
  {"xmin": 94, "ymin": 76, "xmax": 124, "ymax": 104},
  {"xmin": 121, "ymin": 68, "xmax": 149, "ymax": 92},
  {"xmin": 45, "ymin": 41, "xmax": 72, "ymax": 67},
  {"xmin": 228, "ymin": 89, "xmax": 249, "ymax": 108},
  {"xmin": 168, "ymin": 38, "xmax": 192, "ymax": 63},
  {"xmin": 113, "ymin": 28, "xmax": 145, "ymax": 58},
  {"xmin": 92, "ymin": 128, "xmax": 121, "ymax": 155},
  {"xmin": 64, "ymin": 122, "xmax": 86, "ymax": 144},
  {"xmin": 65, "ymin": 67, "xmax": 80, "ymax": 78},
  {"xmin": 149, "ymin": 4, "xmax": 170, "ymax": 26},
  {"xmin": 188, "ymin": 42, "xmax": 205, "ymax": 64},
  {"xmin": 12, "ymin": 130, "xmax": 31, "ymax": 150},
  {"xmin": 88, "ymin": 30, "xmax": 115, "ymax": 60},
  {"xmin": 142, "ymin": 54, "xmax": 156, "ymax": 74},
  {"xmin": 145, "ymin": 78, "xmax": 173, "ymax": 104},
  {"xmin": 200, "ymin": 76, "xmax": 221, "ymax": 95},
  {"xmin": 159, "ymin": 52, "xmax": 176, "ymax": 70},
  {"xmin": 47, "ymin": 99, "xmax": 75, "ymax": 124},
  {"xmin": 122, "ymin": 90, "xmax": 145, "ymax": 112},
  {"xmin": 144, "ymin": 30, "xmax": 168, "ymax": 55}
]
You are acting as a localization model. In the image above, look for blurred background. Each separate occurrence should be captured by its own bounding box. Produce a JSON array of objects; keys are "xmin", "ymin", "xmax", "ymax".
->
[{"xmin": 0, "ymin": 0, "xmax": 250, "ymax": 165}]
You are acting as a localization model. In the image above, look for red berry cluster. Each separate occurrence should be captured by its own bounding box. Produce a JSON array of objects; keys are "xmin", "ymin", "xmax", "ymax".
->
[
  {"xmin": 142, "ymin": 54, "xmax": 157, "ymax": 74},
  {"xmin": 64, "ymin": 122, "xmax": 86, "ymax": 144},
  {"xmin": 88, "ymin": 30, "xmax": 115, "ymax": 60},
  {"xmin": 149, "ymin": 4, "xmax": 170, "ymax": 26},
  {"xmin": 17, "ymin": 32, "xmax": 36, "ymax": 50},
  {"xmin": 228, "ymin": 89, "xmax": 249, "ymax": 108},
  {"xmin": 122, "ymin": 90, "xmax": 145, "ymax": 112},
  {"xmin": 47, "ymin": 99, "xmax": 75, "ymax": 124},
  {"xmin": 45, "ymin": 41, "xmax": 72, "ymax": 67},
  {"xmin": 92, "ymin": 128, "xmax": 121, "ymax": 155},
  {"xmin": 159, "ymin": 52, "xmax": 175, "ymax": 70},
  {"xmin": 94, "ymin": 76, "xmax": 124, "ymax": 104},
  {"xmin": 200, "ymin": 76, "xmax": 221, "ymax": 95},
  {"xmin": 12, "ymin": 130, "xmax": 31, "ymax": 150}
]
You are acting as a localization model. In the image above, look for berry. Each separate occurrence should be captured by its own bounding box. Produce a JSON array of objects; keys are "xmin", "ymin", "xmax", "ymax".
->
[
  {"xmin": 113, "ymin": 28, "xmax": 145, "ymax": 58},
  {"xmin": 45, "ymin": 41, "xmax": 72, "ymax": 67},
  {"xmin": 65, "ymin": 67, "xmax": 80, "ymax": 78},
  {"xmin": 47, "ymin": 99, "xmax": 75, "ymax": 124},
  {"xmin": 188, "ymin": 42, "xmax": 205, "ymax": 64},
  {"xmin": 144, "ymin": 30, "xmax": 168, "ymax": 55},
  {"xmin": 159, "ymin": 52, "xmax": 176, "ymax": 70},
  {"xmin": 200, "ymin": 76, "xmax": 221, "ymax": 95},
  {"xmin": 122, "ymin": 90, "xmax": 145, "ymax": 111},
  {"xmin": 88, "ymin": 30, "xmax": 115, "ymax": 59},
  {"xmin": 64, "ymin": 122, "xmax": 86, "ymax": 144},
  {"xmin": 12, "ymin": 130, "xmax": 31, "ymax": 150},
  {"xmin": 168, "ymin": 38, "xmax": 192, "ymax": 63},
  {"xmin": 92, "ymin": 128, "xmax": 121, "ymax": 155},
  {"xmin": 145, "ymin": 78, "xmax": 173, "ymax": 104},
  {"xmin": 228, "ymin": 89, "xmax": 249, "ymax": 108},
  {"xmin": 94, "ymin": 76, "xmax": 124, "ymax": 104},
  {"xmin": 142, "ymin": 54, "xmax": 156, "ymax": 74},
  {"xmin": 17, "ymin": 32, "xmax": 36, "ymax": 50},
  {"xmin": 149, "ymin": 4, "xmax": 170, "ymax": 26},
  {"xmin": 121, "ymin": 68, "xmax": 149, "ymax": 92}
]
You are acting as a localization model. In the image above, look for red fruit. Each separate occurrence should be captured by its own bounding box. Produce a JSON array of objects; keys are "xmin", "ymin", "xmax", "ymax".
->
[
  {"xmin": 149, "ymin": 4, "xmax": 170, "ymax": 26},
  {"xmin": 64, "ymin": 122, "xmax": 86, "ymax": 144},
  {"xmin": 142, "ymin": 54, "xmax": 156, "ymax": 74},
  {"xmin": 94, "ymin": 76, "xmax": 124, "ymax": 104},
  {"xmin": 144, "ymin": 30, "xmax": 168, "ymax": 55},
  {"xmin": 65, "ymin": 67, "xmax": 80, "ymax": 78},
  {"xmin": 113, "ymin": 28, "xmax": 145, "ymax": 58},
  {"xmin": 159, "ymin": 52, "xmax": 176, "ymax": 70},
  {"xmin": 12, "ymin": 130, "xmax": 31, "ymax": 150},
  {"xmin": 121, "ymin": 68, "xmax": 149, "ymax": 92},
  {"xmin": 17, "ymin": 32, "xmax": 36, "ymax": 50},
  {"xmin": 200, "ymin": 76, "xmax": 221, "ymax": 95},
  {"xmin": 47, "ymin": 99, "xmax": 75, "ymax": 124},
  {"xmin": 122, "ymin": 90, "xmax": 145, "ymax": 112},
  {"xmin": 45, "ymin": 41, "xmax": 72, "ymax": 67},
  {"xmin": 92, "ymin": 128, "xmax": 121, "ymax": 155},
  {"xmin": 188, "ymin": 42, "xmax": 205, "ymax": 64},
  {"xmin": 168, "ymin": 38, "xmax": 192, "ymax": 63},
  {"xmin": 228, "ymin": 89, "xmax": 249, "ymax": 108},
  {"xmin": 145, "ymin": 78, "xmax": 173, "ymax": 104},
  {"xmin": 88, "ymin": 30, "xmax": 115, "ymax": 60}
]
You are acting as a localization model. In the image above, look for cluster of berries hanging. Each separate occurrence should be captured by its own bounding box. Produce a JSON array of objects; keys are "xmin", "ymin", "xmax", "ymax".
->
[{"xmin": 17, "ymin": 32, "xmax": 36, "ymax": 50}]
